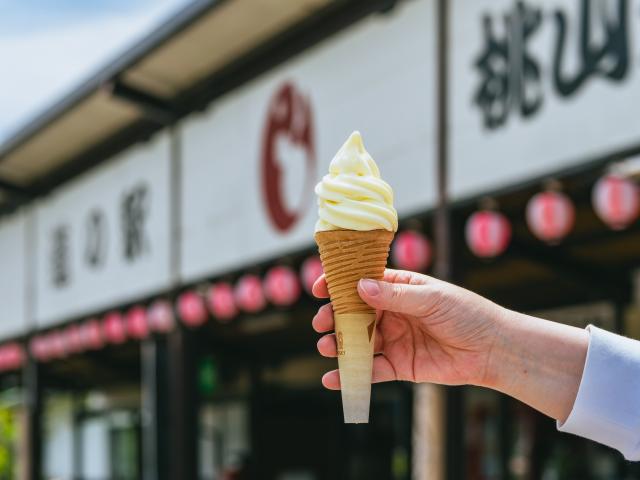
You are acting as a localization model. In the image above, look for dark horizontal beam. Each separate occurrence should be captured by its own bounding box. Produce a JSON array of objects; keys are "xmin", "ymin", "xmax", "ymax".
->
[
  {"xmin": 0, "ymin": 177, "xmax": 35, "ymax": 197},
  {"xmin": 106, "ymin": 80, "xmax": 177, "ymax": 126}
]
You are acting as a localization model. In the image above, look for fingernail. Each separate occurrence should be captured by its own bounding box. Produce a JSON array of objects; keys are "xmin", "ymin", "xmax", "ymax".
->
[{"xmin": 359, "ymin": 279, "xmax": 380, "ymax": 297}]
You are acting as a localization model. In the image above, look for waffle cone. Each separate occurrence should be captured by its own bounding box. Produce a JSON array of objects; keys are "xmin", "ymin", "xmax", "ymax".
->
[
  {"xmin": 314, "ymin": 229, "xmax": 394, "ymax": 423},
  {"xmin": 314, "ymin": 230, "xmax": 394, "ymax": 315}
]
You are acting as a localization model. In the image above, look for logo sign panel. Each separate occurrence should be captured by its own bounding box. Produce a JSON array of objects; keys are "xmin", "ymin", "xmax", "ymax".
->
[{"xmin": 180, "ymin": 0, "xmax": 437, "ymax": 281}]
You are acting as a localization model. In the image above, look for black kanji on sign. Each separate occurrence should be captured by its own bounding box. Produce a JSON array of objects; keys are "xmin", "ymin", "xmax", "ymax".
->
[
  {"xmin": 473, "ymin": 0, "xmax": 543, "ymax": 129},
  {"xmin": 85, "ymin": 208, "xmax": 107, "ymax": 268},
  {"xmin": 552, "ymin": 0, "xmax": 629, "ymax": 97},
  {"xmin": 121, "ymin": 183, "xmax": 150, "ymax": 262},
  {"xmin": 51, "ymin": 225, "xmax": 71, "ymax": 288}
]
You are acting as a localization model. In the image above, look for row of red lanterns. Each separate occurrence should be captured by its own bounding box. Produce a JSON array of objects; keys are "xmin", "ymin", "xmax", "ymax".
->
[
  {"xmin": 386, "ymin": 174, "xmax": 639, "ymax": 263},
  {"xmin": 28, "ymin": 302, "xmax": 176, "ymax": 363},
  {"xmin": 466, "ymin": 174, "xmax": 640, "ymax": 258},
  {"xmin": 177, "ymin": 265, "xmax": 314, "ymax": 326},
  {"xmin": 23, "ymin": 263, "xmax": 324, "ymax": 363}
]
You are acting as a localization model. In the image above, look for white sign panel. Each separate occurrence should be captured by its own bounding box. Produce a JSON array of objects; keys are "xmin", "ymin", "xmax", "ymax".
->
[
  {"xmin": 180, "ymin": 0, "xmax": 437, "ymax": 281},
  {"xmin": 451, "ymin": 0, "xmax": 640, "ymax": 199},
  {"xmin": 35, "ymin": 133, "xmax": 172, "ymax": 326},
  {"xmin": 0, "ymin": 212, "xmax": 27, "ymax": 338}
]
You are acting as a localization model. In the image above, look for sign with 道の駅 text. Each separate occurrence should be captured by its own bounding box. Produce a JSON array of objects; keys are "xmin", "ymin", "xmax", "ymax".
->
[{"xmin": 34, "ymin": 133, "xmax": 172, "ymax": 327}]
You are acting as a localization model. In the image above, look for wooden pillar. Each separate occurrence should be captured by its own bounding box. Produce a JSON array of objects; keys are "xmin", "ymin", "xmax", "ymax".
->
[
  {"xmin": 141, "ymin": 335, "xmax": 169, "ymax": 480},
  {"xmin": 167, "ymin": 327, "xmax": 198, "ymax": 480},
  {"xmin": 23, "ymin": 353, "xmax": 42, "ymax": 480},
  {"xmin": 412, "ymin": 384, "xmax": 445, "ymax": 480},
  {"xmin": 412, "ymin": 0, "xmax": 462, "ymax": 478}
]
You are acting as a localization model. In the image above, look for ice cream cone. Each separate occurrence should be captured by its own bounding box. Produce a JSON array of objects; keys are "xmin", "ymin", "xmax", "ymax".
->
[{"xmin": 315, "ymin": 229, "xmax": 394, "ymax": 423}]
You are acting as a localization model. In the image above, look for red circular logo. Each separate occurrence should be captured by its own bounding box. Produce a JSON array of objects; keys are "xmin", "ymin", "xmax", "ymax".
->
[{"xmin": 261, "ymin": 82, "xmax": 315, "ymax": 232}]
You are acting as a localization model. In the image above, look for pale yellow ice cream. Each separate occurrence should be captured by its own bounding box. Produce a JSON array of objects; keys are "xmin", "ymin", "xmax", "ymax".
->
[{"xmin": 315, "ymin": 131, "xmax": 398, "ymax": 232}]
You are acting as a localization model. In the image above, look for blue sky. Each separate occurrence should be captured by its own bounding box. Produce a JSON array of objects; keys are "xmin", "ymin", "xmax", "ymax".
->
[{"xmin": 0, "ymin": 0, "xmax": 192, "ymax": 145}]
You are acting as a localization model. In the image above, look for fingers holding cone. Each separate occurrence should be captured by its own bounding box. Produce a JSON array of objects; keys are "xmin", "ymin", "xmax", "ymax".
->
[
  {"xmin": 322, "ymin": 355, "xmax": 398, "ymax": 390},
  {"xmin": 312, "ymin": 303, "xmax": 334, "ymax": 333},
  {"xmin": 311, "ymin": 269, "xmax": 425, "ymax": 301},
  {"xmin": 313, "ymin": 270, "xmax": 413, "ymax": 395}
]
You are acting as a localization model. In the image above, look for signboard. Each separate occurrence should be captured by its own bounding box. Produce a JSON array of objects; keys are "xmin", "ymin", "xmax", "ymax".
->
[
  {"xmin": 0, "ymin": 212, "xmax": 27, "ymax": 338},
  {"xmin": 180, "ymin": 0, "xmax": 437, "ymax": 281},
  {"xmin": 34, "ymin": 133, "xmax": 172, "ymax": 326},
  {"xmin": 451, "ymin": 0, "xmax": 640, "ymax": 199}
]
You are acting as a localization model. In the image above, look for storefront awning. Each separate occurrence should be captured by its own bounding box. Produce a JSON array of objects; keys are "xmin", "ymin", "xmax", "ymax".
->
[{"xmin": 0, "ymin": 0, "xmax": 339, "ymax": 210}]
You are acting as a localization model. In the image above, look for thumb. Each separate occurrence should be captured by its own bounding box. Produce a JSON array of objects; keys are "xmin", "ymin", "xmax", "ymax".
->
[{"xmin": 358, "ymin": 278, "xmax": 430, "ymax": 316}]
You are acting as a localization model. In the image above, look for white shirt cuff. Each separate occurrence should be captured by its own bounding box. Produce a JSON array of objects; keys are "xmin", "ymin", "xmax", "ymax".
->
[{"xmin": 558, "ymin": 325, "xmax": 640, "ymax": 460}]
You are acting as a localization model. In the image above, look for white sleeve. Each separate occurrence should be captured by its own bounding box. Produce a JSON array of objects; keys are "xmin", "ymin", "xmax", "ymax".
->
[{"xmin": 557, "ymin": 325, "xmax": 640, "ymax": 460}]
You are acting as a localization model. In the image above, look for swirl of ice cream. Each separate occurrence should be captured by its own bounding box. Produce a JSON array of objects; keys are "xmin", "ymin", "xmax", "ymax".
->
[{"xmin": 315, "ymin": 131, "xmax": 398, "ymax": 232}]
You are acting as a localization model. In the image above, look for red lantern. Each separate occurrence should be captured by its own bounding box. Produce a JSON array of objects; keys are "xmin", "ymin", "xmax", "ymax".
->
[
  {"xmin": 235, "ymin": 274, "xmax": 266, "ymax": 313},
  {"xmin": 63, "ymin": 324, "xmax": 84, "ymax": 354},
  {"xmin": 0, "ymin": 344, "xmax": 22, "ymax": 371},
  {"xmin": 4, "ymin": 343, "xmax": 24, "ymax": 370},
  {"xmin": 41, "ymin": 335, "xmax": 58, "ymax": 360},
  {"xmin": 391, "ymin": 231, "xmax": 432, "ymax": 271},
  {"xmin": 177, "ymin": 291, "xmax": 208, "ymax": 327},
  {"xmin": 526, "ymin": 191, "xmax": 575, "ymax": 243},
  {"xmin": 592, "ymin": 174, "xmax": 640, "ymax": 230},
  {"xmin": 126, "ymin": 306, "xmax": 149, "ymax": 339},
  {"xmin": 148, "ymin": 300, "xmax": 175, "ymax": 333},
  {"xmin": 207, "ymin": 283, "xmax": 237, "ymax": 323},
  {"xmin": 30, "ymin": 336, "xmax": 49, "ymax": 362},
  {"xmin": 103, "ymin": 312, "xmax": 127, "ymax": 345},
  {"xmin": 465, "ymin": 210, "xmax": 511, "ymax": 258},
  {"xmin": 300, "ymin": 256, "xmax": 323, "ymax": 295},
  {"xmin": 48, "ymin": 331, "xmax": 68, "ymax": 359},
  {"xmin": 264, "ymin": 266, "xmax": 301, "ymax": 307},
  {"xmin": 80, "ymin": 319, "xmax": 104, "ymax": 350}
]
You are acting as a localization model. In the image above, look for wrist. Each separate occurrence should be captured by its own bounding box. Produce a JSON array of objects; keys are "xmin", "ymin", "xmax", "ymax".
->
[
  {"xmin": 480, "ymin": 308, "xmax": 589, "ymax": 421},
  {"xmin": 477, "ymin": 304, "xmax": 514, "ymax": 391}
]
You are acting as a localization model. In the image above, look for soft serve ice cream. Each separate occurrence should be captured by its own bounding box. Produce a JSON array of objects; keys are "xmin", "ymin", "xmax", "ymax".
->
[
  {"xmin": 313, "ymin": 131, "xmax": 397, "ymax": 423},
  {"xmin": 315, "ymin": 131, "xmax": 398, "ymax": 232}
]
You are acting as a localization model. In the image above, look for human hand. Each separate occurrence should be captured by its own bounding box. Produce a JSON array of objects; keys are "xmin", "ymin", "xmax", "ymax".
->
[{"xmin": 312, "ymin": 269, "xmax": 506, "ymax": 390}]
